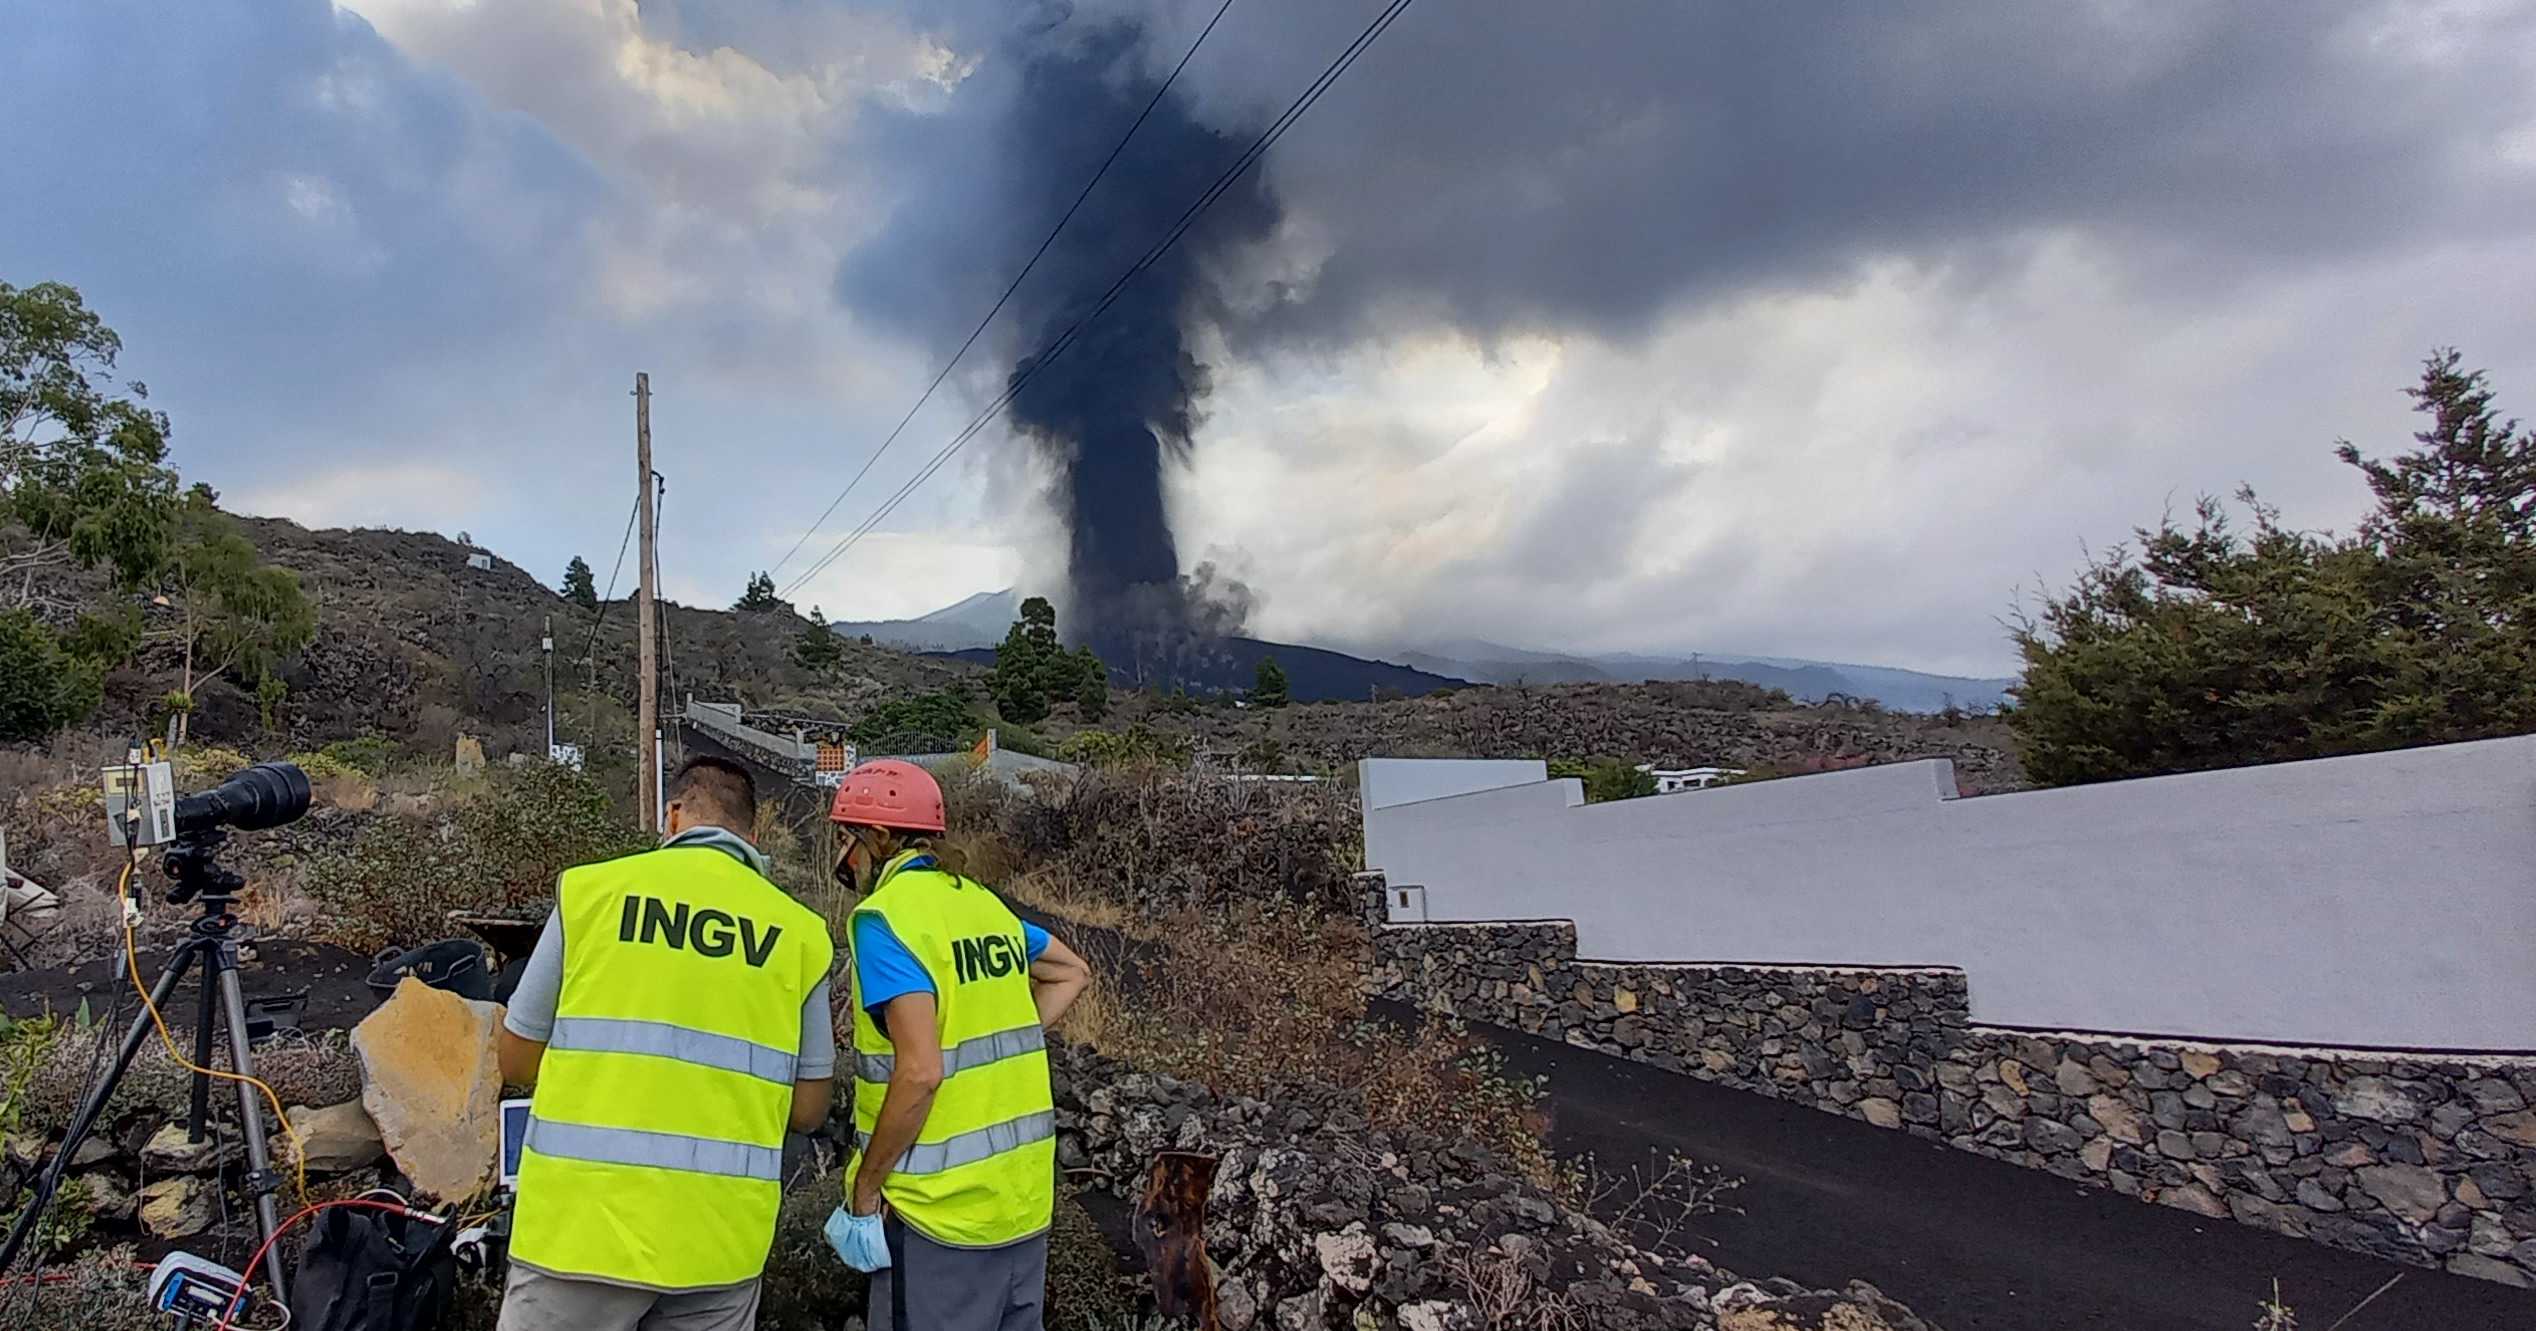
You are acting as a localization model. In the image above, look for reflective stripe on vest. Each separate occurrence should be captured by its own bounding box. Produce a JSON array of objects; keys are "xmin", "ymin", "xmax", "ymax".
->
[
  {"xmin": 856, "ymin": 1108, "xmax": 1054, "ymax": 1176},
  {"xmin": 550, "ymin": 1016, "xmax": 800, "ymax": 1085},
  {"xmin": 510, "ymin": 842, "xmax": 834, "ymax": 1289},
  {"xmin": 849, "ymin": 851, "xmax": 1056, "ymax": 1248},
  {"xmin": 854, "ymin": 1022, "xmax": 1043, "ymax": 1085},
  {"xmin": 527, "ymin": 1117, "xmax": 785, "ymax": 1182}
]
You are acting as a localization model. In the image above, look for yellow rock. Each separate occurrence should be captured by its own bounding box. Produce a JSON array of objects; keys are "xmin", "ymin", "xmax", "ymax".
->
[
  {"xmin": 1614, "ymin": 988, "xmax": 1639, "ymax": 1014},
  {"xmin": 351, "ymin": 977, "xmax": 505, "ymax": 1202},
  {"xmin": 1999, "ymin": 1060, "xmax": 2028, "ymax": 1094},
  {"xmin": 2179, "ymin": 1050, "xmax": 2222, "ymax": 1080}
]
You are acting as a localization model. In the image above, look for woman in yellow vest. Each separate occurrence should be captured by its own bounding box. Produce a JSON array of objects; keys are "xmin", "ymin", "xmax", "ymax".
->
[{"xmin": 824, "ymin": 759, "xmax": 1091, "ymax": 1331}]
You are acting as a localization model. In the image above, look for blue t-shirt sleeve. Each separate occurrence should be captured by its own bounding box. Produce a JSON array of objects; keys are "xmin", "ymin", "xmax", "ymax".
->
[
  {"xmin": 1023, "ymin": 921, "xmax": 1051, "ymax": 963},
  {"xmin": 852, "ymin": 913, "xmax": 934, "ymax": 1018}
]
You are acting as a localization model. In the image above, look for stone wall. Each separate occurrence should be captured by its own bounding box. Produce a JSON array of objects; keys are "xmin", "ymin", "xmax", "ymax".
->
[{"xmin": 1371, "ymin": 921, "xmax": 2536, "ymax": 1288}]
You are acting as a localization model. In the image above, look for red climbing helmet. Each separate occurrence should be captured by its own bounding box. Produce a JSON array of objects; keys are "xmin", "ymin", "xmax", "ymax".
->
[{"xmin": 828, "ymin": 758, "xmax": 946, "ymax": 833}]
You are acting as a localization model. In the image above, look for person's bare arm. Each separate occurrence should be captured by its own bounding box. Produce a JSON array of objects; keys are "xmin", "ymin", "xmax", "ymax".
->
[
  {"xmin": 497, "ymin": 1029, "xmax": 546, "ymax": 1087},
  {"xmin": 788, "ymin": 1077, "xmax": 834, "ymax": 1135},
  {"xmin": 1030, "ymin": 933, "xmax": 1091, "ymax": 1029},
  {"xmin": 849, "ymin": 992, "xmax": 942, "ymax": 1216},
  {"xmin": 498, "ymin": 909, "xmax": 564, "ymax": 1087}
]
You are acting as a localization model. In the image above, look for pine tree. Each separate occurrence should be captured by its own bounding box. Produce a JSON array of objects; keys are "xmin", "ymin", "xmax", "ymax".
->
[
  {"xmin": 562, "ymin": 556, "xmax": 598, "ymax": 609},
  {"xmin": 991, "ymin": 597, "xmax": 1063, "ymax": 725},
  {"xmin": 1250, "ymin": 655, "xmax": 1290, "ymax": 709},
  {"xmin": 1072, "ymin": 644, "xmax": 1109, "ymax": 721},
  {"xmin": 734, "ymin": 571, "xmax": 784, "ymax": 612},
  {"xmin": 794, "ymin": 605, "xmax": 844, "ymax": 672},
  {"xmin": 2011, "ymin": 349, "xmax": 2536, "ymax": 783}
]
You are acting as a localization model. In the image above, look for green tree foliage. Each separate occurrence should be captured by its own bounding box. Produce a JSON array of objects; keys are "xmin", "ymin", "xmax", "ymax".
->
[
  {"xmin": 2011, "ymin": 350, "xmax": 2536, "ymax": 784},
  {"xmin": 255, "ymin": 673, "xmax": 288, "ymax": 734},
  {"xmin": 793, "ymin": 605, "xmax": 844, "ymax": 672},
  {"xmin": 734, "ymin": 571, "xmax": 783, "ymax": 612},
  {"xmin": 849, "ymin": 690, "xmax": 975, "ymax": 748},
  {"xmin": 154, "ymin": 487, "xmax": 316, "ymax": 743},
  {"xmin": 562, "ymin": 555, "xmax": 598, "ymax": 610},
  {"xmin": 1058, "ymin": 723, "xmax": 1194, "ymax": 768},
  {"xmin": 1250, "ymin": 654, "xmax": 1290, "ymax": 709},
  {"xmin": 0, "ymin": 608, "xmax": 101, "ymax": 740},
  {"xmin": 1587, "ymin": 760, "xmax": 1657, "ymax": 802},
  {"xmin": 1548, "ymin": 756, "xmax": 1657, "ymax": 802},
  {"xmin": 1072, "ymin": 644, "xmax": 1109, "ymax": 721},
  {"xmin": 991, "ymin": 596, "xmax": 1065, "ymax": 725},
  {"xmin": 1, "ymin": 281, "xmax": 180, "ymax": 609}
]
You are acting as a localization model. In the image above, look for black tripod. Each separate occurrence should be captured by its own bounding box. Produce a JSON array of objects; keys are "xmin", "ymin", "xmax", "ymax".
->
[{"xmin": 0, "ymin": 828, "xmax": 290, "ymax": 1308}]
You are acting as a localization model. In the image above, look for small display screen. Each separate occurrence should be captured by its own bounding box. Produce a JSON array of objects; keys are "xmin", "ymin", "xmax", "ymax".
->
[{"xmin": 500, "ymin": 1099, "xmax": 532, "ymax": 1184}]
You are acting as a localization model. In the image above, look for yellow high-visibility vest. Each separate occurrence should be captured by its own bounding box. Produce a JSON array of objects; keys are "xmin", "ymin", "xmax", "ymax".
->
[
  {"xmin": 511, "ymin": 843, "xmax": 833, "ymax": 1290},
  {"xmin": 848, "ymin": 850, "xmax": 1054, "ymax": 1248}
]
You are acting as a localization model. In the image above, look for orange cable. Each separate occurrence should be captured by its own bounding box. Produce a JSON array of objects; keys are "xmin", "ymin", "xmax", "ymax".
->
[{"xmin": 116, "ymin": 856, "xmax": 309, "ymax": 1204}]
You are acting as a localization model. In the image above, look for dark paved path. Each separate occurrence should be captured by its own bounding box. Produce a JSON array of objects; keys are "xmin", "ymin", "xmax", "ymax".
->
[
  {"xmin": 1449, "ymin": 1013, "xmax": 2536, "ymax": 1331},
  {"xmin": 1033, "ymin": 908, "xmax": 2532, "ymax": 1329}
]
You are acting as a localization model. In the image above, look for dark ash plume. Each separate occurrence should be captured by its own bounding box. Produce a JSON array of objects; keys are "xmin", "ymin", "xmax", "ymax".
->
[{"xmin": 991, "ymin": 20, "xmax": 1278, "ymax": 682}]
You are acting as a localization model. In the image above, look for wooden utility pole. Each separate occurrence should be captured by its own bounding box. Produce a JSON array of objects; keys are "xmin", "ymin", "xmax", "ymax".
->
[{"xmin": 635, "ymin": 372, "xmax": 659, "ymax": 833}]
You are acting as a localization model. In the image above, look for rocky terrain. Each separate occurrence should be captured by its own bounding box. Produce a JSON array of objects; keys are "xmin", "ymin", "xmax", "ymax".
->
[
  {"xmin": 1069, "ymin": 678, "xmax": 2025, "ymax": 793},
  {"xmin": 1054, "ymin": 1042, "xmax": 1939, "ymax": 1331}
]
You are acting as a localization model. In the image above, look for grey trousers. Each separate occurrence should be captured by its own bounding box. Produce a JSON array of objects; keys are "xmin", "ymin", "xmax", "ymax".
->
[
  {"xmin": 496, "ymin": 1263, "xmax": 762, "ymax": 1331},
  {"xmin": 868, "ymin": 1218, "xmax": 1047, "ymax": 1331}
]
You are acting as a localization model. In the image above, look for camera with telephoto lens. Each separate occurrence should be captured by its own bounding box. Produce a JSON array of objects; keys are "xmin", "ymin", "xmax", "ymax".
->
[{"xmin": 107, "ymin": 760, "xmax": 312, "ymax": 849}]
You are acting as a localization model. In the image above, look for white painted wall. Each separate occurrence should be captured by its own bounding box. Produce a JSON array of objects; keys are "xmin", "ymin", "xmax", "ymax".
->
[
  {"xmin": 1358, "ymin": 758, "xmax": 1548, "ymax": 813},
  {"xmin": 1362, "ymin": 737, "xmax": 2536, "ymax": 1051}
]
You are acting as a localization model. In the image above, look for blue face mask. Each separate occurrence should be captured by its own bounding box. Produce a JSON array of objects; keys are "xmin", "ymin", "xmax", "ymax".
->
[{"xmin": 824, "ymin": 1206, "xmax": 891, "ymax": 1273}]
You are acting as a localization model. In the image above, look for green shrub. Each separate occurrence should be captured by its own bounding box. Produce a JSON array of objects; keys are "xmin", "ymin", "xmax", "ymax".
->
[
  {"xmin": 0, "ymin": 1244, "xmax": 157, "ymax": 1329},
  {"xmin": 1057, "ymin": 725, "xmax": 1192, "ymax": 769},
  {"xmin": 849, "ymin": 691, "xmax": 976, "ymax": 749},
  {"xmin": 173, "ymin": 744, "xmax": 253, "ymax": 781},
  {"xmin": 285, "ymin": 750, "xmax": 364, "ymax": 783},
  {"xmin": 0, "ymin": 609, "xmax": 101, "ymax": 742},
  {"xmin": 318, "ymin": 735, "xmax": 397, "ymax": 776},
  {"xmin": 306, "ymin": 761, "xmax": 652, "ymax": 951}
]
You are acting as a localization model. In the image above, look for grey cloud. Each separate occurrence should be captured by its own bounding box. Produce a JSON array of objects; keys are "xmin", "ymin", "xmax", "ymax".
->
[
  {"xmin": 1193, "ymin": 1, "xmax": 2536, "ymax": 348},
  {"xmin": 1, "ymin": 0, "xmax": 609, "ymax": 485}
]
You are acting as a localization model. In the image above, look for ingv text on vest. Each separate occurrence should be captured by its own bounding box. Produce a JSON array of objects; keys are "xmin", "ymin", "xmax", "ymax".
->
[
  {"xmin": 951, "ymin": 932, "xmax": 1031, "ymax": 984},
  {"xmin": 618, "ymin": 894, "xmax": 784, "ymax": 967}
]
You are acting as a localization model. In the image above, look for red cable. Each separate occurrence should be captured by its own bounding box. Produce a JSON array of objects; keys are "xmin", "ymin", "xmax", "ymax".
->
[{"xmin": 212, "ymin": 1198, "xmax": 438, "ymax": 1331}]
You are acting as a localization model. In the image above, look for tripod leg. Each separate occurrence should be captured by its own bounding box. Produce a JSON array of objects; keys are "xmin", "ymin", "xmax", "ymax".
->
[
  {"xmin": 0, "ymin": 944, "xmax": 199, "ymax": 1276},
  {"xmin": 189, "ymin": 959, "xmax": 219, "ymax": 1140},
  {"xmin": 215, "ymin": 961, "xmax": 291, "ymax": 1307}
]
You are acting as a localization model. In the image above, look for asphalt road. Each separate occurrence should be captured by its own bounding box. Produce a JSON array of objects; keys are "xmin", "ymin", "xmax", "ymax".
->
[{"xmin": 1447, "ymin": 1013, "xmax": 2536, "ymax": 1331}]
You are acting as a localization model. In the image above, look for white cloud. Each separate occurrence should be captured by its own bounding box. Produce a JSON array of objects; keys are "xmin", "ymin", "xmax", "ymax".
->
[
  {"xmin": 1185, "ymin": 229, "xmax": 2536, "ymax": 676},
  {"xmin": 230, "ymin": 462, "xmax": 496, "ymax": 534}
]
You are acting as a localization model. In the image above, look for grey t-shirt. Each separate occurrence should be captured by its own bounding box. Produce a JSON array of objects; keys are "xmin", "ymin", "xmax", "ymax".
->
[{"xmin": 501, "ymin": 827, "xmax": 835, "ymax": 1080}]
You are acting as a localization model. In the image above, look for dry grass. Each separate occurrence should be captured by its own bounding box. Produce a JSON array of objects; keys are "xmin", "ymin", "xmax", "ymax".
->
[
  {"xmin": 1440, "ymin": 1248, "xmax": 1585, "ymax": 1331},
  {"xmin": 1000, "ymin": 866, "xmax": 1137, "ymax": 936},
  {"xmin": 313, "ymin": 771, "xmax": 378, "ymax": 813},
  {"xmin": 1074, "ymin": 902, "xmax": 1559, "ymax": 1189}
]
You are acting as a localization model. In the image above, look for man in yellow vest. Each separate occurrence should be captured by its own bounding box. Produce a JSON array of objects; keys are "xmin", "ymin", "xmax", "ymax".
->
[
  {"xmin": 495, "ymin": 756, "xmax": 836, "ymax": 1331},
  {"xmin": 824, "ymin": 759, "xmax": 1090, "ymax": 1331}
]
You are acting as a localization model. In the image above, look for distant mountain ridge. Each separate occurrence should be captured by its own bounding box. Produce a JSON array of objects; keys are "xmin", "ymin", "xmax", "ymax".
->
[
  {"xmin": 836, "ymin": 591, "xmax": 2015, "ymax": 712},
  {"xmin": 931, "ymin": 637, "xmax": 1463, "ymax": 705}
]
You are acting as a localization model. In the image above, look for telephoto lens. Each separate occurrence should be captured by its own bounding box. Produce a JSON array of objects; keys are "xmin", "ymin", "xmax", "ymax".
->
[{"xmin": 172, "ymin": 762, "xmax": 312, "ymax": 835}]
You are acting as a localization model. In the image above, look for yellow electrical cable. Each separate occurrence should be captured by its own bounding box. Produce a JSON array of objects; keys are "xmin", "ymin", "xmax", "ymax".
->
[{"xmin": 117, "ymin": 855, "xmax": 310, "ymax": 1203}]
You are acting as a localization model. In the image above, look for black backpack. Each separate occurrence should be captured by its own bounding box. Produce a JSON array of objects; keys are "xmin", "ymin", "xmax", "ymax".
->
[{"xmin": 286, "ymin": 1206, "xmax": 459, "ymax": 1331}]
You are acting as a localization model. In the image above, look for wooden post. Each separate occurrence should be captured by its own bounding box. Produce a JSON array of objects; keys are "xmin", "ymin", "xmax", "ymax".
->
[{"xmin": 635, "ymin": 372, "xmax": 659, "ymax": 833}]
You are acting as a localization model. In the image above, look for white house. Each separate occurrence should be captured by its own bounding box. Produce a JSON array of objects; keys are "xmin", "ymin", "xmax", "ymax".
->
[{"xmin": 1638, "ymin": 764, "xmax": 1746, "ymax": 794}]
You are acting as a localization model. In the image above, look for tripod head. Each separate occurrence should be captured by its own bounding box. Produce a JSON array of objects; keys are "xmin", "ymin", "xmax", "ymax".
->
[{"xmin": 162, "ymin": 826, "xmax": 246, "ymax": 913}]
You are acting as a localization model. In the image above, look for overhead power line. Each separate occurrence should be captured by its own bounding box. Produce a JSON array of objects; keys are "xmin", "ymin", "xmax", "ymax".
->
[
  {"xmin": 581, "ymin": 488, "xmax": 643, "ymax": 686},
  {"xmin": 782, "ymin": 0, "xmax": 1418, "ymax": 600},
  {"xmin": 767, "ymin": 0, "xmax": 1242, "ymax": 581}
]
